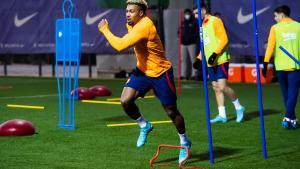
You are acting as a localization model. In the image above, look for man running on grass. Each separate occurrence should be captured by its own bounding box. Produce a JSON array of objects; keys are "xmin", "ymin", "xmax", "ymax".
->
[{"xmin": 98, "ymin": 0, "xmax": 191, "ymax": 163}]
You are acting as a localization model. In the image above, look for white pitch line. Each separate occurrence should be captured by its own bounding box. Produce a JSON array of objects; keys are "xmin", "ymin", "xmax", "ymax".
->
[
  {"xmin": 0, "ymin": 86, "xmax": 13, "ymax": 89},
  {"xmin": 0, "ymin": 94, "xmax": 57, "ymax": 100}
]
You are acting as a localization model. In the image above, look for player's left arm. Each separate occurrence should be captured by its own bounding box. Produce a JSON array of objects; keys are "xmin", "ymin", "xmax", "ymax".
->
[
  {"xmin": 98, "ymin": 19, "xmax": 148, "ymax": 52},
  {"xmin": 213, "ymin": 18, "xmax": 229, "ymax": 54}
]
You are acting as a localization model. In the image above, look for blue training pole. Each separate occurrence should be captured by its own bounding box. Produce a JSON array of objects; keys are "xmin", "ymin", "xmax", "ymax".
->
[
  {"xmin": 251, "ymin": 0, "xmax": 267, "ymax": 159},
  {"xmin": 279, "ymin": 46, "xmax": 300, "ymax": 65},
  {"xmin": 196, "ymin": 0, "xmax": 214, "ymax": 164}
]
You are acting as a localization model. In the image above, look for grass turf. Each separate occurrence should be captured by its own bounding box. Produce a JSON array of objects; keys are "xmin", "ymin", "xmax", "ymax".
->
[{"xmin": 0, "ymin": 77, "xmax": 299, "ymax": 169}]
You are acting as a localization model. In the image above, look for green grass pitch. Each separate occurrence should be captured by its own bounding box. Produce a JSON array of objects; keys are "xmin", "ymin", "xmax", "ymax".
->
[{"xmin": 0, "ymin": 77, "xmax": 299, "ymax": 169}]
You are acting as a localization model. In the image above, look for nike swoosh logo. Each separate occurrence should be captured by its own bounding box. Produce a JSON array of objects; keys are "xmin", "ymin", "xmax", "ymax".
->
[
  {"xmin": 85, "ymin": 10, "xmax": 112, "ymax": 25},
  {"xmin": 237, "ymin": 6, "xmax": 270, "ymax": 24},
  {"xmin": 14, "ymin": 12, "xmax": 38, "ymax": 27}
]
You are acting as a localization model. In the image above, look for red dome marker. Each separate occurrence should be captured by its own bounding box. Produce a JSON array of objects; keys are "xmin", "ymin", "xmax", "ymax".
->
[
  {"xmin": 0, "ymin": 119, "xmax": 36, "ymax": 136},
  {"xmin": 72, "ymin": 87, "xmax": 95, "ymax": 100},
  {"xmin": 89, "ymin": 85, "xmax": 112, "ymax": 97}
]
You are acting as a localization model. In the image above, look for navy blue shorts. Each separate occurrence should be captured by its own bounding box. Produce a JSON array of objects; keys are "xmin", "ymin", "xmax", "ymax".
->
[
  {"xmin": 207, "ymin": 62, "xmax": 229, "ymax": 81},
  {"xmin": 125, "ymin": 67, "xmax": 177, "ymax": 106}
]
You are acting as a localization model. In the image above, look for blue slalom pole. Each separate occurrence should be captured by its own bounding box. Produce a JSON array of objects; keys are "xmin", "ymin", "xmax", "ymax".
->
[
  {"xmin": 196, "ymin": 0, "xmax": 214, "ymax": 164},
  {"xmin": 251, "ymin": 0, "xmax": 267, "ymax": 159},
  {"xmin": 279, "ymin": 46, "xmax": 300, "ymax": 65}
]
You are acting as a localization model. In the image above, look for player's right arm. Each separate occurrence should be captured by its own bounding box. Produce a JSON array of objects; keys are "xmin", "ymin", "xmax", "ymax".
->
[
  {"xmin": 262, "ymin": 25, "xmax": 276, "ymax": 77},
  {"xmin": 98, "ymin": 19, "xmax": 148, "ymax": 52},
  {"xmin": 264, "ymin": 25, "xmax": 276, "ymax": 63}
]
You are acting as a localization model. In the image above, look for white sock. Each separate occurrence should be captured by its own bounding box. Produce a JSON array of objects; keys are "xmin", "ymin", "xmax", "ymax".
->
[
  {"xmin": 178, "ymin": 133, "xmax": 189, "ymax": 145},
  {"xmin": 232, "ymin": 99, "xmax": 242, "ymax": 110},
  {"xmin": 136, "ymin": 116, "xmax": 147, "ymax": 128},
  {"xmin": 218, "ymin": 106, "xmax": 226, "ymax": 118}
]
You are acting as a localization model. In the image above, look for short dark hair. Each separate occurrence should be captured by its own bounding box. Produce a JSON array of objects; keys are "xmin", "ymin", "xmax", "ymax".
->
[
  {"xmin": 200, "ymin": 3, "xmax": 208, "ymax": 11},
  {"xmin": 274, "ymin": 5, "xmax": 290, "ymax": 17},
  {"xmin": 193, "ymin": 3, "xmax": 209, "ymax": 13},
  {"xmin": 184, "ymin": 8, "xmax": 192, "ymax": 14}
]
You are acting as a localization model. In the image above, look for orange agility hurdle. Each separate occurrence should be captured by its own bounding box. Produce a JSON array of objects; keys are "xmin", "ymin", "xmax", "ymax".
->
[{"xmin": 149, "ymin": 144, "xmax": 190, "ymax": 169}]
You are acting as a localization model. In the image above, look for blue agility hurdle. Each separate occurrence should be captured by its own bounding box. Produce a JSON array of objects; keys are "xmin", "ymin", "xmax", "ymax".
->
[
  {"xmin": 251, "ymin": 0, "xmax": 267, "ymax": 159},
  {"xmin": 55, "ymin": 0, "xmax": 82, "ymax": 129}
]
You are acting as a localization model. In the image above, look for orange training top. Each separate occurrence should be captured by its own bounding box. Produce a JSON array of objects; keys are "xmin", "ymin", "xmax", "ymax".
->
[
  {"xmin": 197, "ymin": 15, "xmax": 229, "ymax": 60},
  {"xmin": 99, "ymin": 16, "xmax": 171, "ymax": 77}
]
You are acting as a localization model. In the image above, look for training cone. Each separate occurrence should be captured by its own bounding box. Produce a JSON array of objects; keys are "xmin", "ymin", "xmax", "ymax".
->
[
  {"xmin": 0, "ymin": 119, "xmax": 36, "ymax": 136},
  {"xmin": 72, "ymin": 87, "xmax": 95, "ymax": 100},
  {"xmin": 89, "ymin": 85, "xmax": 112, "ymax": 97}
]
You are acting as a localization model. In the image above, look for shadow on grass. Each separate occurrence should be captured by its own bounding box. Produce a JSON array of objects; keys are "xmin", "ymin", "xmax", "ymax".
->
[
  {"xmin": 189, "ymin": 146, "xmax": 243, "ymax": 163},
  {"xmin": 76, "ymin": 115, "xmax": 130, "ymax": 129},
  {"xmin": 154, "ymin": 146, "xmax": 242, "ymax": 165},
  {"xmin": 100, "ymin": 115, "xmax": 130, "ymax": 122},
  {"xmin": 228, "ymin": 109, "xmax": 281, "ymax": 122},
  {"xmin": 268, "ymin": 149, "xmax": 299, "ymax": 159}
]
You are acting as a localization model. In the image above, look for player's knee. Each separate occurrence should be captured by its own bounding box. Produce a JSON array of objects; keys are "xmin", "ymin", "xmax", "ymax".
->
[
  {"xmin": 212, "ymin": 82, "xmax": 218, "ymax": 89},
  {"xmin": 164, "ymin": 105, "xmax": 179, "ymax": 118},
  {"xmin": 120, "ymin": 97, "xmax": 133, "ymax": 107},
  {"xmin": 215, "ymin": 83, "xmax": 226, "ymax": 92},
  {"xmin": 219, "ymin": 85, "xmax": 226, "ymax": 92},
  {"xmin": 223, "ymin": 86, "xmax": 232, "ymax": 93},
  {"xmin": 212, "ymin": 86, "xmax": 218, "ymax": 92},
  {"xmin": 213, "ymin": 85, "xmax": 222, "ymax": 93}
]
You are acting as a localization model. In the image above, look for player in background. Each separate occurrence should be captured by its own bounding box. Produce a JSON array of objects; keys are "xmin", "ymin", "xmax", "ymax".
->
[
  {"xmin": 263, "ymin": 5, "xmax": 300, "ymax": 129},
  {"xmin": 193, "ymin": 3, "xmax": 245, "ymax": 123}
]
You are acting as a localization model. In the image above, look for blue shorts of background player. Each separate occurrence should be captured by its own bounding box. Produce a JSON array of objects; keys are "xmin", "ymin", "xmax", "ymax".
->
[
  {"xmin": 207, "ymin": 62, "xmax": 229, "ymax": 81},
  {"xmin": 125, "ymin": 67, "xmax": 177, "ymax": 106}
]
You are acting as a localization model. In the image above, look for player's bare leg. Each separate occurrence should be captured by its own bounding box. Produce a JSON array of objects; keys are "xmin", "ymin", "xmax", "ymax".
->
[
  {"xmin": 120, "ymin": 87, "xmax": 140, "ymax": 120},
  {"xmin": 211, "ymin": 79, "xmax": 245, "ymax": 123},
  {"xmin": 210, "ymin": 81, "xmax": 227, "ymax": 123},
  {"xmin": 120, "ymin": 87, "xmax": 153, "ymax": 147},
  {"xmin": 163, "ymin": 104, "xmax": 191, "ymax": 163}
]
